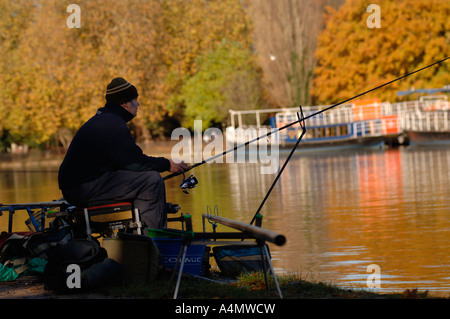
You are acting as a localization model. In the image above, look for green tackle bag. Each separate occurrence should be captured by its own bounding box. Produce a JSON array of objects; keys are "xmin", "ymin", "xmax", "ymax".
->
[{"xmin": 0, "ymin": 261, "xmax": 19, "ymax": 282}]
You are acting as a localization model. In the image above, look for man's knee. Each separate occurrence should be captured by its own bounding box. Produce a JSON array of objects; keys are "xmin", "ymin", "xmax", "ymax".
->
[
  {"xmin": 136, "ymin": 171, "xmax": 165, "ymax": 202},
  {"xmin": 143, "ymin": 170, "xmax": 163, "ymax": 184},
  {"xmin": 146, "ymin": 171, "xmax": 165, "ymax": 193}
]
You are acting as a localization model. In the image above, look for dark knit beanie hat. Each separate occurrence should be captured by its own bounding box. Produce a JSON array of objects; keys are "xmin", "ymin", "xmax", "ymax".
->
[{"xmin": 105, "ymin": 77, "xmax": 138, "ymax": 105}]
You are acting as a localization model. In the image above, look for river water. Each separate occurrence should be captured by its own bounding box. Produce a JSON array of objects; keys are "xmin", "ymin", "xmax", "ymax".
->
[{"xmin": 1, "ymin": 145, "xmax": 449, "ymax": 295}]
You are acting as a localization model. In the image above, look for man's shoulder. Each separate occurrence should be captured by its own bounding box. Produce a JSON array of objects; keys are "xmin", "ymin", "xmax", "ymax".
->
[
  {"xmin": 71, "ymin": 113, "xmax": 125, "ymax": 142},
  {"xmin": 86, "ymin": 111, "xmax": 126, "ymax": 128}
]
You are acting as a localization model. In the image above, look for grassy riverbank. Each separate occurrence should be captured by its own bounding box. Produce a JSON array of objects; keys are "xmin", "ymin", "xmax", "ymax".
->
[
  {"xmin": 102, "ymin": 272, "xmax": 439, "ymax": 299},
  {"xmin": 0, "ymin": 271, "xmax": 444, "ymax": 300}
]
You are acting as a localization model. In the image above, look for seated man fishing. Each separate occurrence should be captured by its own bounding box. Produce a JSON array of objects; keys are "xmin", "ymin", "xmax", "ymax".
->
[{"xmin": 58, "ymin": 77, "xmax": 187, "ymax": 231}]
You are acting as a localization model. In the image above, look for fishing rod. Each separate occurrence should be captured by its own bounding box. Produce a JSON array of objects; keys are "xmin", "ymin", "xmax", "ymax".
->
[
  {"xmin": 249, "ymin": 105, "xmax": 307, "ymax": 226},
  {"xmin": 163, "ymin": 56, "xmax": 450, "ymax": 183},
  {"xmin": 166, "ymin": 56, "xmax": 450, "ymax": 225}
]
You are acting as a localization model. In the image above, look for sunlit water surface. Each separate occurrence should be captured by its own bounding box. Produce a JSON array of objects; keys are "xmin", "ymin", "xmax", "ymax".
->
[{"xmin": 1, "ymin": 146, "xmax": 449, "ymax": 295}]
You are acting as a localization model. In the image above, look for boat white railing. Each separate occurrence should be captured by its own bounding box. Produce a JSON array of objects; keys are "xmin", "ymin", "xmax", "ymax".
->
[
  {"xmin": 229, "ymin": 99, "xmax": 449, "ymax": 124},
  {"xmin": 227, "ymin": 98, "xmax": 450, "ymax": 144},
  {"xmin": 274, "ymin": 105, "xmax": 355, "ymax": 128},
  {"xmin": 352, "ymin": 120, "xmax": 384, "ymax": 137},
  {"xmin": 402, "ymin": 111, "xmax": 450, "ymax": 132}
]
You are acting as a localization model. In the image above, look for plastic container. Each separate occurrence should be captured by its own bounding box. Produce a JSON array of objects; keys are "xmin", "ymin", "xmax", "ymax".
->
[
  {"xmin": 151, "ymin": 238, "xmax": 206, "ymax": 276},
  {"xmin": 102, "ymin": 233, "xmax": 159, "ymax": 283}
]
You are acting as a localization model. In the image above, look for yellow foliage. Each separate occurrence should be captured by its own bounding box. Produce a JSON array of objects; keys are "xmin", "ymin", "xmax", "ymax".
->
[
  {"xmin": 0, "ymin": 0, "xmax": 253, "ymax": 146},
  {"xmin": 311, "ymin": 0, "xmax": 450, "ymax": 105}
]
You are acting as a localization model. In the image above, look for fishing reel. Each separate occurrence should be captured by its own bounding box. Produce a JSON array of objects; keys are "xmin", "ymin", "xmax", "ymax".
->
[{"xmin": 180, "ymin": 172, "xmax": 198, "ymax": 194}]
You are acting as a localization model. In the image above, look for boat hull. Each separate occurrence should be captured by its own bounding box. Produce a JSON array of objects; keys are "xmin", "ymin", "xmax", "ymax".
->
[
  {"xmin": 279, "ymin": 136, "xmax": 385, "ymax": 152},
  {"xmin": 405, "ymin": 131, "xmax": 450, "ymax": 146}
]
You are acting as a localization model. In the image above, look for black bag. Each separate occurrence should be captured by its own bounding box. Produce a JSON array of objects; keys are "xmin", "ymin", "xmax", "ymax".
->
[
  {"xmin": 0, "ymin": 234, "xmax": 30, "ymax": 265},
  {"xmin": 43, "ymin": 239, "xmax": 109, "ymax": 292},
  {"xmin": 0, "ymin": 218, "xmax": 74, "ymax": 282},
  {"xmin": 23, "ymin": 217, "xmax": 74, "ymax": 260},
  {"xmin": 80, "ymin": 258, "xmax": 121, "ymax": 289},
  {"xmin": 0, "ymin": 218, "xmax": 73, "ymax": 264}
]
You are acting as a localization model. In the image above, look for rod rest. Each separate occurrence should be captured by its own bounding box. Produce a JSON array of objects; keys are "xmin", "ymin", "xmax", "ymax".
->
[{"xmin": 165, "ymin": 203, "xmax": 181, "ymax": 214}]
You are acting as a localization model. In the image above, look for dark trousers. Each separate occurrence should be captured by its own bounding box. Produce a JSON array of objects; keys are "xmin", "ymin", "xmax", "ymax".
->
[{"xmin": 62, "ymin": 170, "xmax": 167, "ymax": 230}]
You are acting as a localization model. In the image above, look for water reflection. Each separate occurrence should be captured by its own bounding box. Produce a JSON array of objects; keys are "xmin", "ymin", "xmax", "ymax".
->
[
  {"xmin": 1, "ymin": 146, "xmax": 449, "ymax": 295},
  {"xmin": 276, "ymin": 147, "xmax": 449, "ymax": 295},
  {"xmin": 205, "ymin": 147, "xmax": 450, "ymax": 295}
]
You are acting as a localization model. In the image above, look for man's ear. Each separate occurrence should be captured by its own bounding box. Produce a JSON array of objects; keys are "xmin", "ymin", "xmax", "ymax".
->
[{"xmin": 121, "ymin": 102, "xmax": 131, "ymax": 112}]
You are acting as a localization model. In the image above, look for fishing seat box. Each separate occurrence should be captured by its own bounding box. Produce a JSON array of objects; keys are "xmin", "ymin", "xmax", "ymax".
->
[
  {"xmin": 147, "ymin": 229, "xmax": 208, "ymax": 276},
  {"xmin": 102, "ymin": 233, "xmax": 159, "ymax": 283}
]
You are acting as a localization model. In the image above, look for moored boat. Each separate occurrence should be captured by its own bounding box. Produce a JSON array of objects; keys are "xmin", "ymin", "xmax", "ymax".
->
[
  {"xmin": 227, "ymin": 98, "xmax": 403, "ymax": 151},
  {"xmin": 405, "ymin": 130, "xmax": 450, "ymax": 146},
  {"xmin": 402, "ymin": 109, "xmax": 450, "ymax": 146}
]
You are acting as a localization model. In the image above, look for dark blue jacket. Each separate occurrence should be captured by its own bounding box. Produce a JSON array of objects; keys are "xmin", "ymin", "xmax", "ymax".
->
[{"xmin": 58, "ymin": 103, "xmax": 170, "ymax": 189}]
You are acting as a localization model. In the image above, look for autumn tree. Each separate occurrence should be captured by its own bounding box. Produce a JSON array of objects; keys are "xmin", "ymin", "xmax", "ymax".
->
[
  {"xmin": 1, "ymin": 0, "xmax": 110, "ymax": 147},
  {"xmin": 243, "ymin": 0, "xmax": 345, "ymax": 108},
  {"xmin": 160, "ymin": 0, "xmax": 256, "ymax": 130},
  {"xmin": 79, "ymin": 0, "xmax": 166, "ymax": 142},
  {"xmin": 182, "ymin": 40, "xmax": 263, "ymax": 129},
  {"xmin": 0, "ymin": 0, "xmax": 257, "ymax": 148},
  {"xmin": 312, "ymin": 0, "xmax": 450, "ymax": 105},
  {"xmin": 0, "ymin": 0, "xmax": 36, "ymax": 148}
]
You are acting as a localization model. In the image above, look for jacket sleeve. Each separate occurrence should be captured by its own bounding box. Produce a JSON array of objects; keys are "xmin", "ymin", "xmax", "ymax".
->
[{"xmin": 104, "ymin": 123, "xmax": 171, "ymax": 172}]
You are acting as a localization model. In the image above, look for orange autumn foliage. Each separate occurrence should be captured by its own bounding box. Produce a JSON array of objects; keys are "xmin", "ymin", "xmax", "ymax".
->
[
  {"xmin": 0, "ymin": 0, "xmax": 253, "ymax": 146},
  {"xmin": 311, "ymin": 0, "xmax": 450, "ymax": 105}
]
